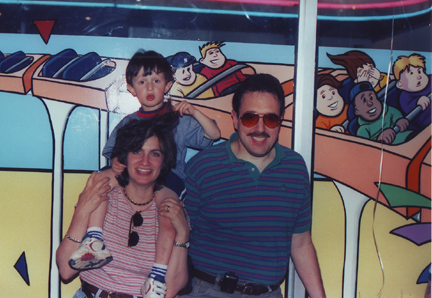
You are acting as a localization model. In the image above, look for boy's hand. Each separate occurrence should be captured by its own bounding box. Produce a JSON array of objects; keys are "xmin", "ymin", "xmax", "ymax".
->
[
  {"xmin": 417, "ymin": 96, "xmax": 431, "ymax": 110},
  {"xmin": 173, "ymin": 100, "xmax": 196, "ymax": 117},
  {"xmin": 330, "ymin": 125, "xmax": 345, "ymax": 133},
  {"xmin": 395, "ymin": 118, "xmax": 409, "ymax": 133},
  {"xmin": 377, "ymin": 128, "xmax": 396, "ymax": 144},
  {"xmin": 112, "ymin": 157, "xmax": 126, "ymax": 176}
]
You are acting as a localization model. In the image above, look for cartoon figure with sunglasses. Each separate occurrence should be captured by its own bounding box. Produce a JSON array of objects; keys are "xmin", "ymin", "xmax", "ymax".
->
[
  {"xmin": 57, "ymin": 117, "xmax": 190, "ymax": 298},
  {"xmin": 182, "ymin": 74, "xmax": 326, "ymax": 298}
]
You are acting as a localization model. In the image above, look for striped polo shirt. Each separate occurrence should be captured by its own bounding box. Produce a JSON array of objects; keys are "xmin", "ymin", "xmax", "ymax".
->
[{"xmin": 184, "ymin": 133, "xmax": 312, "ymax": 285}]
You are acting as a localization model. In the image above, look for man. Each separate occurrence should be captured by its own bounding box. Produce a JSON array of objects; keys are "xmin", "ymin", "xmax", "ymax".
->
[{"xmin": 182, "ymin": 74, "xmax": 326, "ymax": 298}]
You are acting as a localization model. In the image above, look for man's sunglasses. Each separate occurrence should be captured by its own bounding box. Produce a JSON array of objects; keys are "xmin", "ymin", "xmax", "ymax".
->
[
  {"xmin": 240, "ymin": 112, "xmax": 281, "ymax": 128},
  {"xmin": 128, "ymin": 212, "xmax": 143, "ymax": 247}
]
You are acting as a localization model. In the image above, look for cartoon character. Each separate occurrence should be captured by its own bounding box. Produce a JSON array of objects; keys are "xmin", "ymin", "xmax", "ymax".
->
[
  {"xmin": 199, "ymin": 41, "xmax": 255, "ymax": 96},
  {"xmin": 393, "ymin": 53, "xmax": 431, "ymax": 131},
  {"xmin": 315, "ymin": 74, "xmax": 349, "ymax": 133},
  {"xmin": 167, "ymin": 52, "xmax": 215, "ymax": 99},
  {"xmin": 327, "ymin": 50, "xmax": 388, "ymax": 101},
  {"xmin": 348, "ymin": 82, "xmax": 413, "ymax": 144}
]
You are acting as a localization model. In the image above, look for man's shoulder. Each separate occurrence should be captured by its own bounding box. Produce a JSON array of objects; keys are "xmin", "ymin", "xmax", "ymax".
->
[{"xmin": 186, "ymin": 142, "xmax": 228, "ymax": 169}]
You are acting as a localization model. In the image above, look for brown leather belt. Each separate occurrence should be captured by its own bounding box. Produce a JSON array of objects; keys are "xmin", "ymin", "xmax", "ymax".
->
[
  {"xmin": 192, "ymin": 268, "xmax": 282, "ymax": 296},
  {"xmin": 81, "ymin": 279, "xmax": 142, "ymax": 298}
]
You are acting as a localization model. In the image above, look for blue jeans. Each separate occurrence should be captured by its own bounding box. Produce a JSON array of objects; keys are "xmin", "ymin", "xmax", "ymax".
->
[{"xmin": 180, "ymin": 277, "xmax": 283, "ymax": 298}]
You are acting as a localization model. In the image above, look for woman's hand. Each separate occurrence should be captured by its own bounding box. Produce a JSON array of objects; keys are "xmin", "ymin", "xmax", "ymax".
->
[
  {"xmin": 158, "ymin": 198, "xmax": 189, "ymax": 241},
  {"xmin": 75, "ymin": 172, "xmax": 112, "ymax": 218}
]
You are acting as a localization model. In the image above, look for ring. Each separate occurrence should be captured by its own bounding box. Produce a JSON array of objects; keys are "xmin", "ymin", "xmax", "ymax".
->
[{"xmin": 166, "ymin": 204, "xmax": 170, "ymax": 212}]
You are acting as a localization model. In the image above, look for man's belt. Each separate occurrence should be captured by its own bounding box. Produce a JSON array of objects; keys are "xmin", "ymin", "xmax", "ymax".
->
[
  {"xmin": 192, "ymin": 268, "xmax": 282, "ymax": 296},
  {"xmin": 81, "ymin": 279, "xmax": 142, "ymax": 298}
]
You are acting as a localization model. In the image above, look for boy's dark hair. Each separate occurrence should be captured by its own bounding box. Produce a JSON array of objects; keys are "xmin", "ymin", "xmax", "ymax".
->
[
  {"xmin": 232, "ymin": 74, "xmax": 285, "ymax": 117},
  {"xmin": 111, "ymin": 113, "xmax": 178, "ymax": 190},
  {"xmin": 126, "ymin": 49, "xmax": 173, "ymax": 86}
]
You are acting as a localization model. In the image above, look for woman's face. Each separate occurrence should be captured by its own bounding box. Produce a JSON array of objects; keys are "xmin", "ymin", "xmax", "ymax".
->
[{"xmin": 126, "ymin": 136, "xmax": 163, "ymax": 187}]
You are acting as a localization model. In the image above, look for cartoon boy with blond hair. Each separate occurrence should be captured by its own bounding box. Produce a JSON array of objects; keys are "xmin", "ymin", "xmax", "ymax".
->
[
  {"xmin": 199, "ymin": 41, "xmax": 255, "ymax": 96},
  {"xmin": 393, "ymin": 53, "xmax": 431, "ymax": 131}
]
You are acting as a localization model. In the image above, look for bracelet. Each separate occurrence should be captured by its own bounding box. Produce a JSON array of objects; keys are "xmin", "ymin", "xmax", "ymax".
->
[
  {"xmin": 174, "ymin": 241, "xmax": 190, "ymax": 248},
  {"xmin": 65, "ymin": 232, "xmax": 82, "ymax": 243}
]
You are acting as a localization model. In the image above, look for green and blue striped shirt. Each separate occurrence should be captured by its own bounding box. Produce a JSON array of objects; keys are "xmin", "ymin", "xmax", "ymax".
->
[{"xmin": 185, "ymin": 133, "xmax": 312, "ymax": 285}]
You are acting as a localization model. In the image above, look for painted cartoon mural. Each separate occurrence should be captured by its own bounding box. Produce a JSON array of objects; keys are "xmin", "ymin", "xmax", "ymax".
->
[{"xmin": 0, "ymin": 2, "xmax": 430, "ymax": 298}]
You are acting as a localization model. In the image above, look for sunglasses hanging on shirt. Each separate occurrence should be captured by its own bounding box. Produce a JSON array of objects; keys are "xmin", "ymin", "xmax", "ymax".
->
[{"xmin": 128, "ymin": 212, "xmax": 143, "ymax": 247}]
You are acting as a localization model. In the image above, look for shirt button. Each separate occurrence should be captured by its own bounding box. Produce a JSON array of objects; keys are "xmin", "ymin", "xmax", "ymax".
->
[{"xmin": 251, "ymin": 168, "xmax": 255, "ymax": 171}]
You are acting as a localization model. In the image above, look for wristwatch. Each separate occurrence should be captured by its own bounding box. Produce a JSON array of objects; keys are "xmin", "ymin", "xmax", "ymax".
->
[{"xmin": 174, "ymin": 241, "xmax": 190, "ymax": 248}]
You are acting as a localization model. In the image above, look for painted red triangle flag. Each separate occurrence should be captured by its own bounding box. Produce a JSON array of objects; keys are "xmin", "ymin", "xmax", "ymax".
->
[{"xmin": 33, "ymin": 20, "xmax": 56, "ymax": 44}]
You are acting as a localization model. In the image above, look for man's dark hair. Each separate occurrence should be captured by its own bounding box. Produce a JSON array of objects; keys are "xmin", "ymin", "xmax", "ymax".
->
[
  {"xmin": 232, "ymin": 74, "xmax": 285, "ymax": 117},
  {"xmin": 126, "ymin": 49, "xmax": 173, "ymax": 86},
  {"xmin": 111, "ymin": 113, "xmax": 178, "ymax": 190}
]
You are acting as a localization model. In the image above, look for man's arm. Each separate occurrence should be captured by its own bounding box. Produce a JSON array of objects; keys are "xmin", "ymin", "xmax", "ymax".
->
[{"xmin": 290, "ymin": 230, "xmax": 326, "ymax": 298}]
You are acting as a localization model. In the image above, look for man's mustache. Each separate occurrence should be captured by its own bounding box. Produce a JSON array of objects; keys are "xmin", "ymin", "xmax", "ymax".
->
[{"xmin": 248, "ymin": 132, "xmax": 270, "ymax": 138}]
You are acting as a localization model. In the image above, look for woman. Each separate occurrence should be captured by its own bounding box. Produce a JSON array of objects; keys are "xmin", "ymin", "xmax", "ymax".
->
[{"xmin": 56, "ymin": 117, "xmax": 189, "ymax": 298}]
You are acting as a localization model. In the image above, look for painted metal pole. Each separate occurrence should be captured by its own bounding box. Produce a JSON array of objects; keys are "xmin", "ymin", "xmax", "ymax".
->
[{"xmin": 288, "ymin": 0, "xmax": 318, "ymax": 297}]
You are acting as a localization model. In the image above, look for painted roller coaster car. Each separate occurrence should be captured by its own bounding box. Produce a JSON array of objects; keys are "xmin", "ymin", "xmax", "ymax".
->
[
  {"xmin": 0, "ymin": 51, "xmax": 50, "ymax": 94},
  {"xmin": 313, "ymin": 69, "xmax": 431, "ymax": 222},
  {"xmin": 31, "ymin": 49, "xmax": 135, "ymax": 111},
  {"xmin": 171, "ymin": 62, "xmax": 296, "ymax": 146}
]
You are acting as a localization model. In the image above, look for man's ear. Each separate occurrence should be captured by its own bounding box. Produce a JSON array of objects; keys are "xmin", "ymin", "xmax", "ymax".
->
[
  {"xmin": 231, "ymin": 110, "xmax": 239, "ymax": 131},
  {"xmin": 127, "ymin": 84, "xmax": 137, "ymax": 97}
]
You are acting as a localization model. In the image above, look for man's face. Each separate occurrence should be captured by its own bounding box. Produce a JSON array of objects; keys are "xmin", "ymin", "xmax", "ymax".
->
[
  {"xmin": 200, "ymin": 47, "xmax": 226, "ymax": 69},
  {"xmin": 232, "ymin": 91, "xmax": 282, "ymax": 159},
  {"xmin": 397, "ymin": 66, "xmax": 429, "ymax": 93},
  {"xmin": 174, "ymin": 64, "xmax": 197, "ymax": 86},
  {"xmin": 353, "ymin": 90, "xmax": 382, "ymax": 121},
  {"xmin": 316, "ymin": 84, "xmax": 345, "ymax": 117}
]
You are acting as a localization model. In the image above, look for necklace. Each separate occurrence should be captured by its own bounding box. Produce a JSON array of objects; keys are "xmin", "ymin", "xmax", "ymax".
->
[{"xmin": 123, "ymin": 187, "xmax": 154, "ymax": 206}]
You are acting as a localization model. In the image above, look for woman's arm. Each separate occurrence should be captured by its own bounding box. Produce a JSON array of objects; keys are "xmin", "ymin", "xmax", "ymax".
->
[
  {"xmin": 56, "ymin": 172, "xmax": 111, "ymax": 281},
  {"xmin": 157, "ymin": 197, "xmax": 190, "ymax": 298}
]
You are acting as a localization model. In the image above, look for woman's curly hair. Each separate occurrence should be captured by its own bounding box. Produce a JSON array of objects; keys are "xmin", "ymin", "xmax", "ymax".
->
[{"xmin": 111, "ymin": 112, "xmax": 179, "ymax": 190}]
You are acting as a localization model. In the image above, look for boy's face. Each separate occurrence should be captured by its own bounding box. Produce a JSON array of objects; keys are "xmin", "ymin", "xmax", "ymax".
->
[
  {"xmin": 397, "ymin": 66, "xmax": 429, "ymax": 93},
  {"xmin": 353, "ymin": 90, "xmax": 382, "ymax": 121},
  {"xmin": 128, "ymin": 67, "xmax": 172, "ymax": 111},
  {"xmin": 200, "ymin": 47, "xmax": 226, "ymax": 69},
  {"xmin": 174, "ymin": 64, "xmax": 196, "ymax": 86},
  {"xmin": 316, "ymin": 84, "xmax": 345, "ymax": 117}
]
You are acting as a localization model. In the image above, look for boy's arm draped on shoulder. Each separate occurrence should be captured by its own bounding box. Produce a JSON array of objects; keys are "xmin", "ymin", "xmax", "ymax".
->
[{"xmin": 173, "ymin": 100, "xmax": 221, "ymax": 140}]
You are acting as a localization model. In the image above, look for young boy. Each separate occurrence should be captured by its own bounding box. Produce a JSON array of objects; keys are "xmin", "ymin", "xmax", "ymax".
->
[
  {"xmin": 68, "ymin": 49, "xmax": 221, "ymax": 297},
  {"xmin": 315, "ymin": 74, "xmax": 349, "ymax": 133},
  {"xmin": 168, "ymin": 51, "xmax": 215, "ymax": 99},
  {"xmin": 393, "ymin": 53, "xmax": 431, "ymax": 131},
  {"xmin": 348, "ymin": 81, "xmax": 412, "ymax": 145}
]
